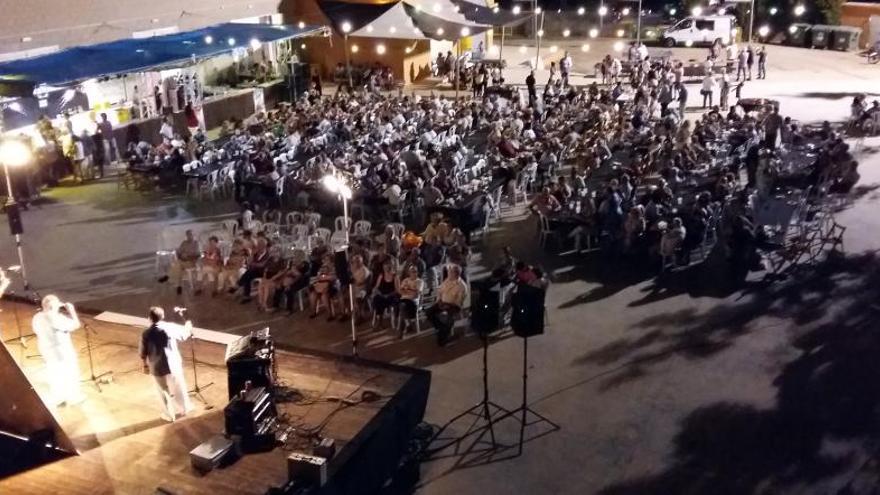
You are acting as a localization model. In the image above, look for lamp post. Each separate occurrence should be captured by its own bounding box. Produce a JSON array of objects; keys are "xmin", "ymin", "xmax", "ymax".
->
[
  {"xmin": 636, "ymin": 0, "xmax": 643, "ymax": 44},
  {"xmin": 341, "ymin": 22, "xmax": 353, "ymax": 90},
  {"xmin": 322, "ymin": 174, "xmax": 358, "ymax": 357},
  {"xmin": 0, "ymin": 138, "xmax": 32, "ymax": 290},
  {"xmin": 456, "ymin": 27, "xmax": 470, "ymax": 100},
  {"xmin": 598, "ymin": 4, "xmax": 608, "ymax": 33}
]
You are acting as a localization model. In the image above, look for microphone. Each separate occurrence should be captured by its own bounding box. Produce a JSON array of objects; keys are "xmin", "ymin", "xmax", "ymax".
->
[{"xmin": 173, "ymin": 306, "xmax": 188, "ymax": 315}]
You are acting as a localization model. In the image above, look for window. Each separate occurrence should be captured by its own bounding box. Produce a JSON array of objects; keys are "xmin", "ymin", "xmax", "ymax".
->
[
  {"xmin": 695, "ymin": 20, "xmax": 715, "ymax": 31},
  {"xmin": 674, "ymin": 19, "xmax": 694, "ymax": 30}
]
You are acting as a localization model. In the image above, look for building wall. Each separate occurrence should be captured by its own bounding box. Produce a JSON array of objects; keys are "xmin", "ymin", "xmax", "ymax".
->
[
  {"xmin": 0, "ymin": 0, "xmax": 278, "ymax": 56},
  {"xmin": 841, "ymin": 2, "xmax": 880, "ymax": 48}
]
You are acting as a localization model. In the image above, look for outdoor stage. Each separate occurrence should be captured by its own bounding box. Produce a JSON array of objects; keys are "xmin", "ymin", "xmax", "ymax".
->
[{"xmin": 0, "ymin": 301, "xmax": 430, "ymax": 494}]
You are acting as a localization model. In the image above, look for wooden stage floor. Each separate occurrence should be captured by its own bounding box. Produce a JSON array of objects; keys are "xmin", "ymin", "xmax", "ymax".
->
[{"xmin": 0, "ymin": 302, "xmax": 425, "ymax": 494}]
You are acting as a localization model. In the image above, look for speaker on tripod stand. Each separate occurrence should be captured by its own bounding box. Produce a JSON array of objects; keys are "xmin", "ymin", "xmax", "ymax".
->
[
  {"xmin": 506, "ymin": 283, "xmax": 557, "ymax": 454},
  {"xmin": 510, "ymin": 284, "xmax": 545, "ymax": 337}
]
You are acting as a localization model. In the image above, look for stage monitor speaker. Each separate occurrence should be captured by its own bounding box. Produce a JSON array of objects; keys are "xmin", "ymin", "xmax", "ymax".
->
[
  {"xmin": 470, "ymin": 283, "xmax": 501, "ymax": 335},
  {"xmin": 510, "ymin": 285, "xmax": 545, "ymax": 337},
  {"xmin": 6, "ymin": 203, "xmax": 23, "ymax": 235}
]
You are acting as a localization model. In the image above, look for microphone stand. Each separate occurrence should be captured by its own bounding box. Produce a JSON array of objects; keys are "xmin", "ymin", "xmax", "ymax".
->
[
  {"xmin": 2, "ymin": 289, "xmax": 28, "ymax": 349},
  {"xmin": 80, "ymin": 320, "xmax": 113, "ymax": 392},
  {"xmin": 178, "ymin": 309, "xmax": 213, "ymax": 410}
]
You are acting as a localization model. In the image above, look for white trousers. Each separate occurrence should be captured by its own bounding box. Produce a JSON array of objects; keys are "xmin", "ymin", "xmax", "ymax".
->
[
  {"xmin": 153, "ymin": 369, "xmax": 191, "ymax": 420},
  {"xmin": 45, "ymin": 356, "xmax": 82, "ymax": 405}
]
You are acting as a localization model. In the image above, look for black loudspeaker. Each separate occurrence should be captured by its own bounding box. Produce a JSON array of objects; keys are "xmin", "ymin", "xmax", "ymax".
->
[
  {"xmin": 6, "ymin": 203, "xmax": 23, "ymax": 235},
  {"xmin": 470, "ymin": 283, "xmax": 501, "ymax": 335},
  {"xmin": 511, "ymin": 285, "xmax": 545, "ymax": 337},
  {"xmin": 334, "ymin": 249, "xmax": 351, "ymax": 286}
]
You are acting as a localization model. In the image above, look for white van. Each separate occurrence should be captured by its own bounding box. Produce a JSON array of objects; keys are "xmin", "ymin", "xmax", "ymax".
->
[{"xmin": 662, "ymin": 15, "xmax": 736, "ymax": 47}]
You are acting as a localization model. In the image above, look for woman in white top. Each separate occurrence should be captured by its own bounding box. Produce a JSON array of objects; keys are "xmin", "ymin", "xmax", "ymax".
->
[
  {"xmin": 397, "ymin": 266, "xmax": 425, "ymax": 335},
  {"xmin": 701, "ymin": 74, "xmax": 717, "ymax": 108}
]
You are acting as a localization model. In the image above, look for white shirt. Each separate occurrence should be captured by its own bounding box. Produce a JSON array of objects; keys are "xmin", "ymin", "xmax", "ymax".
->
[
  {"xmin": 383, "ymin": 184, "xmax": 402, "ymax": 206},
  {"xmin": 437, "ymin": 276, "xmax": 468, "ymax": 308},
  {"xmin": 32, "ymin": 310, "xmax": 79, "ymax": 363},
  {"xmin": 160, "ymin": 122, "xmax": 174, "ymax": 142}
]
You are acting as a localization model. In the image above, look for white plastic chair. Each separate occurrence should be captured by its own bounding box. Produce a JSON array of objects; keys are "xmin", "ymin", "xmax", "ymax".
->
[
  {"xmin": 222, "ymin": 220, "xmax": 238, "ymax": 237},
  {"xmin": 353, "ymin": 220, "xmax": 372, "ymax": 238},
  {"xmin": 334, "ymin": 216, "xmax": 352, "ymax": 233},
  {"xmin": 314, "ymin": 227, "xmax": 332, "ymax": 245},
  {"xmin": 387, "ymin": 223, "xmax": 405, "ymax": 238},
  {"xmin": 305, "ymin": 212, "xmax": 322, "ymax": 228},
  {"xmin": 286, "ymin": 211, "xmax": 304, "ymax": 227}
]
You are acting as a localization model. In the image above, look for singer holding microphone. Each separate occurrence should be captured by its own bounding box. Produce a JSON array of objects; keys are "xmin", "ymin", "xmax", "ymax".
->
[
  {"xmin": 139, "ymin": 306, "xmax": 194, "ymax": 422},
  {"xmin": 32, "ymin": 295, "xmax": 85, "ymax": 406}
]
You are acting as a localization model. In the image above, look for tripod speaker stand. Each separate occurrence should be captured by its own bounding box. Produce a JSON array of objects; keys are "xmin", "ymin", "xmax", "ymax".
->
[
  {"xmin": 503, "ymin": 335, "xmax": 560, "ymax": 454},
  {"xmin": 426, "ymin": 332, "xmax": 511, "ymax": 454}
]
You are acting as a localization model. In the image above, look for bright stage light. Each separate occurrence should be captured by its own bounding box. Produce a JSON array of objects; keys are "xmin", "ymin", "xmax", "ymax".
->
[{"xmin": 0, "ymin": 140, "xmax": 32, "ymax": 167}]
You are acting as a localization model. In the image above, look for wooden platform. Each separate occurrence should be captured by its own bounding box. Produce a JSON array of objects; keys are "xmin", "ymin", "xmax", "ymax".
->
[{"xmin": 0, "ymin": 302, "xmax": 429, "ymax": 494}]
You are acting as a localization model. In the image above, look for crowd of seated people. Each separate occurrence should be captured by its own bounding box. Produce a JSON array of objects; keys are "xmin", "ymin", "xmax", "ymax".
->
[{"xmin": 150, "ymin": 45, "xmax": 863, "ymax": 347}]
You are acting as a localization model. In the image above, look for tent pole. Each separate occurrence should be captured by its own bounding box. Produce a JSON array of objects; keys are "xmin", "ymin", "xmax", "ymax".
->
[{"xmin": 455, "ymin": 40, "xmax": 460, "ymax": 100}]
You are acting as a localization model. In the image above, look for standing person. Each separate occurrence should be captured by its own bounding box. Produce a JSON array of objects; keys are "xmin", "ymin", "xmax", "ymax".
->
[
  {"xmin": 610, "ymin": 57, "xmax": 622, "ymax": 84},
  {"xmin": 525, "ymin": 70, "xmax": 537, "ymax": 106},
  {"xmin": 159, "ymin": 116, "xmax": 174, "ymax": 144},
  {"xmin": 184, "ymin": 103, "xmax": 200, "ymax": 135},
  {"xmin": 97, "ymin": 113, "xmax": 116, "ymax": 166},
  {"xmin": 762, "ymin": 105, "xmax": 784, "ymax": 148},
  {"xmin": 701, "ymin": 73, "xmax": 717, "ymax": 108},
  {"xmin": 757, "ymin": 47, "xmax": 767, "ymax": 79},
  {"xmin": 91, "ymin": 124, "xmax": 106, "ymax": 179},
  {"xmin": 737, "ymin": 48, "xmax": 748, "ymax": 81},
  {"xmin": 139, "ymin": 307, "xmax": 193, "ymax": 422},
  {"xmin": 473, "ymin": 65, "xmax": 485, "ymax": 98},
  {"xmin": 746, "ymin": 46, "xmax": 755, "ymax": 80},
  {"xmin": 560, "ymin": 51, "xmax": 573, "ymax": 87},
  {"xmin": 658, "ymin": 81, "xmax": 674, "ymax": 116},
  {"xmin": 427, "ymin": 264, "xmax": 468, "ymax": 346},
  {"xmin": 719, "ymin": 70, "xmax": 731, "ymax": 110},
  {"xmin": 32, "ymin": 295, "xmax": 84, "ymax": 407}
]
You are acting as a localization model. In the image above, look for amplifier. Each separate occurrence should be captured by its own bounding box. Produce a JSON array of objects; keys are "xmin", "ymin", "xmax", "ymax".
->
[
  {"xmin": 226, "ymin": 328, "xmax": 275, "ymax": 399},
  {"xmin": 287, "ymin": 452, "xmax": 328, "ymax": 487},
  {"xmin": 190, "ymin": 435, "xmax": 236, "ymax": 472},
  {"xmin": 225, "ymin": 386, "xmax": 277, "ymax": 439}
]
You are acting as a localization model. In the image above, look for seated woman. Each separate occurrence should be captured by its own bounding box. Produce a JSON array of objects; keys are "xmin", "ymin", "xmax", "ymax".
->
[
  {"xmin": 397, "ymin": 266, "xmax": 425, "ymax": 335},
  {"xmin": 197, "ymin": 236, "xmax": 223, "ymax": 296},
  {"xmin": 309, "ymin": 254, "xmax": 339, "ymax": 320},
  {"xmin": 256, "ymin": 248, "xmax": 286, "ymax": 312},
  {"xmin": 660, "ymin": 217, "xmax": 687, "ymax": 263},
  {"xmin": 271, "ymin": 256, "xmax": 311, "ymax": 315},
  {"xmin": 348, "ymin": 254, "xmax": 372, "ymax": 323},
  {"xmin": 220, "ymin": 239, "xmax": 248, "ymax": 294},
  {"xmin": 371, "ymin": 262, "xmax": 400, "ymax": 328}
]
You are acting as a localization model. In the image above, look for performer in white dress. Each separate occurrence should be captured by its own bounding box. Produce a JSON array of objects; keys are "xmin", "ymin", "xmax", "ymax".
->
[{"xmin": 32, "ymin": 295, "xmax": 84, "ymax": 406}]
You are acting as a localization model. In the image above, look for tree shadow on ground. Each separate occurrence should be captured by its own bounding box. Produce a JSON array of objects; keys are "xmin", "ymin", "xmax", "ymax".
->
[{"xmin": 598, "ymin": 251, "xmax": 880, "ymax": 494}]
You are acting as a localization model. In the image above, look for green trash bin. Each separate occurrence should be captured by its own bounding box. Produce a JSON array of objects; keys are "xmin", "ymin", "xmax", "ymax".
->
[
  {"xmin": 810, "ymin": 24, "xmax": 833, "ymax": 49},
  {"xmin": 831, "ymin": 26, "xmax": 862, "ymax": 51},
  {"xmin": 786, "ymin": 23, "xmax": 811, "ymax": 47}
]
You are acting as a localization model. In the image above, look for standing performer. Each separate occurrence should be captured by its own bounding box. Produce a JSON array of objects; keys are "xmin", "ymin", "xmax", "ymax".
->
[
  {"xmin": 32, "ymin": 295, "xmax": 84, "ymax": 406},
  {"xmin": 139, "ymin": 307, "xmax": 193, "ymax": 422}
]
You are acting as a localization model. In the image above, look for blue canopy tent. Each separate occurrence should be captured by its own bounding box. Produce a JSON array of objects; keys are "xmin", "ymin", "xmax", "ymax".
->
[{"xmin": 0, "ymin": 22, "xmax": 325, "ymax": 87}]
